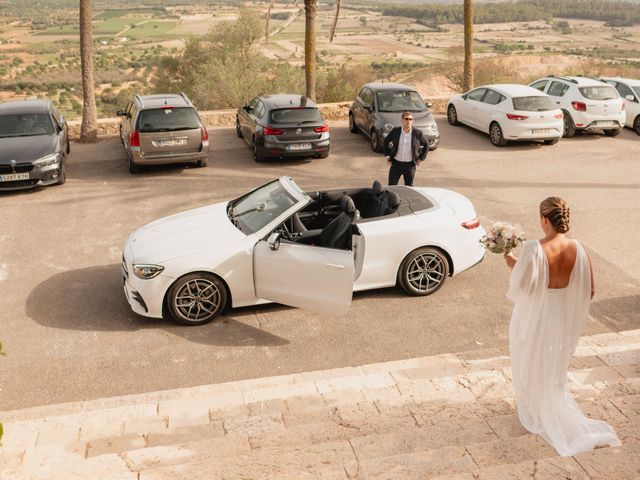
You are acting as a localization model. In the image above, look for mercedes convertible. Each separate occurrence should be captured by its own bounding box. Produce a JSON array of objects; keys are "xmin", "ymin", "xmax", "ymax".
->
[{"xmin": 122, "ymin": 177, "xmax": 486, "ymax": 325}]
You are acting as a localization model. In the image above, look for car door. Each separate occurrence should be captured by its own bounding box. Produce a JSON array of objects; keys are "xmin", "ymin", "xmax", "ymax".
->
[
  {"xmin": 240, "ymin": 98, "xmax": 259, "ymax": 141},
  {"xmin": 613, "ymin": 82, "xmax": 637, "ymax": 127},
  {"xmin": 253, "ymin": 239, "xmax": 354, "ymax": 316},
  {"xmin": 355, "ymin": 88, "xmax": 373, "ymax": 132},
  {"xmin": 459, "ymin": 88, "xmax": 487, "ymax": 128}
]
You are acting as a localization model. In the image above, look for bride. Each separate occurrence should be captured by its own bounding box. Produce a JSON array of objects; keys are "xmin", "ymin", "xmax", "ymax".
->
[{"xmin": 503, "ymin": 196, "xmax": 621, "ymax": 456}]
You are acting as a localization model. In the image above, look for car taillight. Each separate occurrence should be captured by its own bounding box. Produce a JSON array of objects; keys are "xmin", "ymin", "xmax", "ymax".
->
[
  {"xmin": 554, "ymin": 112, "xmax": 564, "ymax": 119},
  {"xmin": 130, "ymin": 130, "xmax": 140, "ymax": 147},
  {"xmin": 571, "ymin": 101, "xmax": 586, "ymax": 112},
  {"xmin": 200, "ymin": 126, "xmax": 208, "ymax": 141},
  {"xmin": 313, "ymin": 123, "xmax": 330, "ymax": 133},
  {"xmin": 461, "ymin": 218, "xmax": 480, "ymax": 229},
  {"xmin": 160, "ymin": 106, "xmax": 174, "ymax": 110},
  {"xmin": 263, "ymin": 126, "xmax": 285, "ymax": 135},
  {"xmin": 506, "ymin": 113, "xmax": 528, "ymax": 120}
]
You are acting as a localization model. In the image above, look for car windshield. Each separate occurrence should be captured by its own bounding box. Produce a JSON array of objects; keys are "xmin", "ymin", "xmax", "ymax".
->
[
  {"xmin": 512, "ymin": 96, "xmax": 557, "ymax": 111},
  {"xmin": 376, "ymin": 91, "xmax": 426, "ymax": 112},
  {"xmin": 137, "ymin": 107, "xmax": 200, "ymax": 132},
  {"xmin": 227, "ymin": 180, "xmax": 298, "ymax": 234},
  {"xmin": 269, "ymin": 108, "xmax": 322, "ymax": 124},
  {"xmin": 0, "ymin": 113, "xmax": 54, "ymax": 138},
  {"xmin": 578, "ymin": 86, "xmax": 618, "ymax": 101}
]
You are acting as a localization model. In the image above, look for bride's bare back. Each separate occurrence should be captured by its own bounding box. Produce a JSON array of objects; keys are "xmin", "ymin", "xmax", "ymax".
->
[{"xmin": 540, "ymin": 238, "xmax": 577, "ymax": 289}]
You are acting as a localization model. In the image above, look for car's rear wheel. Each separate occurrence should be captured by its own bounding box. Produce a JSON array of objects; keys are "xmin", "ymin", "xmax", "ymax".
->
[
  {"xmin": 634, "ymin": 116, "xmax": 640, "ymax": 136},
  {"xmin": 447, "ymin": 105, "xmax": 459, "ymax": 126},
  {"xmin": 66, "ymin": 138, "xmax": 71, "ymax": 154},
  {"xmin": 166, "ymin": 273, "xmax": 227, "ymax": 326},
  {"xmin": 543, "ymin": 138, "xmax": 559, "ymax": 145},
  {"xmin": 236, "ymin": 119, "xmax": 242, "ymax": 138},
  {"xmin": 370, "ymin": 129, "xmax": 383, "ymax": 153},
  {"xmin": 603, "ymin": 128, "xmax": 622, "ymax": 137},
  {"xmin": 128, "ymin": 154, "xmax": 140, "ymax": 174},
  {"xmin": 563, "ymin": 112, "xmax": 576, "ymax": 138},
  {"xmin": 253, "ymin": 140, "xmax": 266, "ymax": 162},
  {"xmin": 398, "ymin": 247, "xmax": 449, "ymax": 296},
  {"xmin": 197, "ymin": 158, "xmax": 208, "ymax": 167},
  {"xmin": 489, "ymin": 122, "xmax": 507, "ymax": 147},
  {"xmin": 348, "ymin": 113, "xmax": 359, "ymax": 133}
]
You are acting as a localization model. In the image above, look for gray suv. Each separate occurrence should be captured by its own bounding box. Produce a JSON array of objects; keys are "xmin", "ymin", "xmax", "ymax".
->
[
  {"xmin": 0, "ymin": 99, "xmax": 69, "ymax": 191},
  {"xmin": 349, "ymin": 83, "xmax": 440, "ymax": 152},
  {"xmin": 117, "ymin": 93, "xmax": 210, "ymax": 173}
]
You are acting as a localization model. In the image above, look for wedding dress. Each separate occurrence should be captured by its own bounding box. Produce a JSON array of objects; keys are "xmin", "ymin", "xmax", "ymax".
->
[{"xmin": 506, "ymin": 239, "xmax": 621, "ymax": 456}]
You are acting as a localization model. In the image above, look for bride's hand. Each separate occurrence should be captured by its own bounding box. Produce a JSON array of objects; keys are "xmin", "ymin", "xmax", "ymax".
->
[{"xmin": 504, "ymin": 252, "xmax": 517, "ymax": 270}]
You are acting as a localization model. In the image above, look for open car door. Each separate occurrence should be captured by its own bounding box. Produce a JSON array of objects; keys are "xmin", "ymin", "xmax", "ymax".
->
[{"xmin": 253, "ymin": 238, "xmax": 354, "ymax": 316}]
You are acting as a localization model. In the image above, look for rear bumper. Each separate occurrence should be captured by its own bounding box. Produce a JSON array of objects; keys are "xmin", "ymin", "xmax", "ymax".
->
[
  {"xmin": 264, "ymin": 139, "xmax": 330, "ymax": 158},
  {"xmin": 131, "ymin": 142, "xmax": 210, "ymax": 165},
  {"xmin": 571, "ymin": 112, "xmax": 625, "ymax": 131}
]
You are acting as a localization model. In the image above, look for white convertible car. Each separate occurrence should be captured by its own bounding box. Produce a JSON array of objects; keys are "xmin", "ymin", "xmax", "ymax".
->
[{"xmin": 122, "ymin": 177, "xmax": 486, "ymax": 325}]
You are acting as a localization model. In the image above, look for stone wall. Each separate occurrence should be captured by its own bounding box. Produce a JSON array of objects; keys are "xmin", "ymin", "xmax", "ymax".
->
[{"xmin": 67, "ymin": 99, "xmax": 449, "ymax": 140}]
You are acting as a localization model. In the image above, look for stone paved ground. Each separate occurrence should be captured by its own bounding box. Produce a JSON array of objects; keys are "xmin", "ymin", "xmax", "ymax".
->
[{"xmin": 1, "ymin": 329, "xmax": 638, "ymax": 479}]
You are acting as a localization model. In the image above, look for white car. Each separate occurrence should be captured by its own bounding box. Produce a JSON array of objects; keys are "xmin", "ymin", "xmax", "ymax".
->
[
  {"xmin": 446, "ymin": 84, "xmax": 563, "ymax": 147},
  {"xmin": 529, "ymin": 75, "xmax": 625, "ymax": 138},
  {"xmin": 122, "ymin": 177, "xmax": 486, "ymax": 325},
  {"xmin": 600, "ymin": 77, "xmax": 640, "ymax": 135}
]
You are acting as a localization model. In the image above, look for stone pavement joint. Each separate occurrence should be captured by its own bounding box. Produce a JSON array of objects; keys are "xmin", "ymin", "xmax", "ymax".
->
[{"xmin": 1, "ymin": 329, "xmax": 639, "ymax": 479}]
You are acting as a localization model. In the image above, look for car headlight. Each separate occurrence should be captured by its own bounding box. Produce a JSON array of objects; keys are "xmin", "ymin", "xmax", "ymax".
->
[
  {"xmin": 33, "ymin": 152, "xmax": 62, "ymax": 168},
  {"xmin": 132, "ymin": 264, "xmax": 165, "ymax": 279}
]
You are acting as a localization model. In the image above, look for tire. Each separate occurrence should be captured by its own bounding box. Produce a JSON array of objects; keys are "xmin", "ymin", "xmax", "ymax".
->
[
  {"xmin": 398, "ymin": 247, "xmax": 449, "ymax": 296},
  {"xmin": 543, "ymin": 138, "xmax": 559, "ymax": 145},
  {"xmin": 253, "ymin": 140, "xmax": 266, "ymax": 163},
  {"xmin": 634, "ymin": 116, "xmax": 640, "ymax": 136},
  {"xmin": 128, "ymin": 153, "xmax": 140, "ymax": 174},
  {"xmin": 197, "ymin": 157, "xmax": 208, "ymax": 167},
  {"xmin": 56, "ymin": 160, "xmax": 66, "ymax": 185},
  {"xmin": 370, "ymin": 129, "xmax": 383, "ymax": 153},
  {"xmin": 489, "ymin": 122, "xmax": 507, "ymax": 147},
  {"xmin": 236, "ymin": 119, "xmax": 242, "ymax": 138},
  {"xmin": 348, "ymin": 113, "xmax": 359, "ymax": 133},
  {"xmin": 562, "ymin": 111, "xmax": 576, "ymax": 138},
  {"xmin": 603, "ymin": 128, "xmax": 622, "ymax": 137},
  {"xmin": 66, "ymin": 138, "xmax": 71, "ymax": 154},
  {"xmin": 165, "ymin": 272, "xmax": 227, "ymax": 326},
  {"xmin": 447, "ymin": 104, "xmax": 459, "ymax": 126}
]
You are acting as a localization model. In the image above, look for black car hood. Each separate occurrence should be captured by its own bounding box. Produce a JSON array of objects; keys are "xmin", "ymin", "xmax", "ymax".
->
[{"xmin": 0, "ymin": 135, "xmax": 57, "ymax": 163}]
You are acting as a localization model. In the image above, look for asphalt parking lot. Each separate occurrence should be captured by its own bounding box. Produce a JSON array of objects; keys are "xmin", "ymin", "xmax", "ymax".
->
[{"xmin": 1, "ymin": 117, "xmax": 639, "ymax": 410}]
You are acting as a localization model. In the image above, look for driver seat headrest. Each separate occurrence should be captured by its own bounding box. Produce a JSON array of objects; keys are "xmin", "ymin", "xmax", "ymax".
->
[
  {"xmin": 340, "ymin": 195, "xmax": 357, "ymax": 216},
  {"xmin": 387, "ymin": 191, "xmax": 400, "ymax": 210},
  {"xmin": 372, "ymin": 180, "xmax": 383, "ymax": 195}
]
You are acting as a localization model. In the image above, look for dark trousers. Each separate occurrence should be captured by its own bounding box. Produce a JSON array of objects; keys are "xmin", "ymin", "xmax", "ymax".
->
[{"xmin": 388, "ymin": 160, "xmax": 416, "ymax": 186}]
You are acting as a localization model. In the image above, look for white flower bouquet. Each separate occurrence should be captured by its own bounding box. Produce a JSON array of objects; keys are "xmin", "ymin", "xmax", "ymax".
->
[{"xmin": 480, "ymin": 221, "xmax": 525, "ymax": 254}]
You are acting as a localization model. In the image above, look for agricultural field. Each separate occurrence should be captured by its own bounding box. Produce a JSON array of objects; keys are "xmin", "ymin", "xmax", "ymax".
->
[{"xmin": 0, "ymin": 1, "xmax": 639, "ymax": 119}]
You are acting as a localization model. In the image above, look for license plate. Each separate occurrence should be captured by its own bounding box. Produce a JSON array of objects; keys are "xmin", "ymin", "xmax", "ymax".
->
[
  {"xmin": 157, "ymin": 138, "xmax": 187, "ymax": 147},
  {"xmin": 0, "ymin": 173, "xmax": 29, "ymax": 182},
  {"xmin": 532, "ymin": 128, "xmax": 554, "ymax": 134},
  {"xmin": 288, "ymin": 143, "xmax": 312, "ymax": 151},
  {"xmin": 597, "ymin": 121, "xmax": 616, "ymax": 127}
]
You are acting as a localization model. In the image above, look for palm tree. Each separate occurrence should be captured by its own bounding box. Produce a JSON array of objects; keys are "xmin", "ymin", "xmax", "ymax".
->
[
  {"xmin": 304, "ymin": 0, "xmax": 317, "ymax": 101},
  {"xmin": 463, "ymin": 0, "xmax": 474, "ymax": 92},
  {"xmin": 79, "ymin": 0, "xmax": 98, "ymax": 142}
]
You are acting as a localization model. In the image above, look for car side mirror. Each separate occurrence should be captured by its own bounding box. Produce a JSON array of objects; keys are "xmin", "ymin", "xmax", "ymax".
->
[
  {"xmin": 426, "ymin": 101, "xmax": 433, "ymax": 108},
  {"xmin": 362, "ymin": 102, "xmax": 372, "ymax": 111},
  {"xmin": 267, "ymin": 232, "xmax": 281, "ymax": 251},
  {"xmin": 625, "ymin": 94, "xmax": 636, "ymax": 102},
  {"xmin": 116, "ymin": 110, "xmax": 126, "ymax": 116},
  {"xmin": 245, "ymin": 105, "xmax": 253, "ymax": 112}
]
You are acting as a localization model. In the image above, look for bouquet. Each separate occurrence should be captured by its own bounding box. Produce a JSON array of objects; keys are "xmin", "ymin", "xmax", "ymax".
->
[{"xmin": 480, "ymin": 221, "xmax": 525, "ymax": 254}]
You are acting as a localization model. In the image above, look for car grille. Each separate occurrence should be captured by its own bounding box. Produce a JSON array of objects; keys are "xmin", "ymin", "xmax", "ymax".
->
[
  {"xmin": 0, "ymin": 163, "xmax": 34, "ymax": 174},
  {"xmin": 0, "ymin": 179, "xmax": 38, "ymax": 189}
]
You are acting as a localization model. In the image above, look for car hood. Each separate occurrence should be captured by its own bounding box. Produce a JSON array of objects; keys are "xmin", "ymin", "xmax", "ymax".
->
[
  {"xmin": 128, "ymin": 202, "xmax": 247, "ymax": 264},
  {"xmin": 0, "ymin": 135, "xmax": 57, "ymax": 163},
  {"xmin": 376, "ymin": 110, "xmax": 435, "ymax": 128}
]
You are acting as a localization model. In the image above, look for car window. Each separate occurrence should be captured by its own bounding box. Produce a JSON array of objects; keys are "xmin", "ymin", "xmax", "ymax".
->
[
  {"xmin": 0, "ymin": 113, "xmax": 54, "ymax": 137},
  {"xmin": 529, "ymin": 80, "xmax": 548, "ymax": 92},
  {"xmin": 248, "ymin": 98, "xmax": 260, "ymax": 113},
  {"xmin": 466, "ymin": 88, "xmax": 487, "ymax": 102},
  {"xmin": 136, "ymin": 107, "xmax": 200, "ymax": 132},
  {"xmin": 255, "ymin": 100, "xmax": 266, "ymax": 119},
  {"xmin": 269, "ymin": 108, "xmax": 322, "ymax": 124},
  {"xmin": 375, "ymin": 90, "xmax": 426, "ymax": 112},
  {"xmin": 633, "ymin": 87, "xmax": 640, "ymax": 98},
  {"xmin": 547, "ymin": 81, "xmax": 569, "ymax": 97},
  {"xmin": 578, "ymin": 86, "xmax": 618, "ymax": 100},
  {"xmin": 229, "ymin": 180, "xmax": 298, "ymax": 234},
  {"xmin": 482, "ymin": 89, "xmax": 504, "ymax": 105},
  {"xmin": 615, "ymin": 83, "xmax": 634, "ymax": 99},
  {"xmin": 360, "ymin": 88, "xmax": 374, "ymax": 106},
  {"xmin": 512, "ymin": 96, "xmax": 557, "ymax": 111}
]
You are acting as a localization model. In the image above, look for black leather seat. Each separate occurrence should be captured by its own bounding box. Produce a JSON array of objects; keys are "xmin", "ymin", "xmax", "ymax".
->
[
  {"xmin": 361, "ymin": 180, "xmax": 384, "ymax": 219},
  {"xmin": 376, "ymin": 190, "xmax": 400, "ymax": 217},
  {"xmin": 318, "ymin": 196, "xmax": 358, "ymax": 249}
]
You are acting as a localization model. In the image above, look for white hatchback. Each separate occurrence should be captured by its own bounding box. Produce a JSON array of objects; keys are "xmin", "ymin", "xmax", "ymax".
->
[
  {"xmin": 447, "ymin": 84, "xmax": 563, "ymax": 147},
  {"xmin": 529, "ymin": 76, "xmax": 625, "ymax": 138},
  {"xmin": 600, "ymin": 77, "xmax": 640, "ymax": 135}
]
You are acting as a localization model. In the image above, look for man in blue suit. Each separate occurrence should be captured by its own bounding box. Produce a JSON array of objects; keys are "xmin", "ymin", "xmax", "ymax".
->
[{"xmin": 382, "ymin": 111, "xmax": 429, "ymax": 186}]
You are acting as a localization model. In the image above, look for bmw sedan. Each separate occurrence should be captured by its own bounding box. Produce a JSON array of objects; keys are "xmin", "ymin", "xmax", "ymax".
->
[
  {"xmin": 447, "ymin": 84, "xmax": 563, "ymax": 147},
  {"xmin": 122, "ymin": 177, "xmax": 486, "ymax": 325},
  {"xmin": 0, "ymin": 99, "xmax": 70, "ymax": 191}
]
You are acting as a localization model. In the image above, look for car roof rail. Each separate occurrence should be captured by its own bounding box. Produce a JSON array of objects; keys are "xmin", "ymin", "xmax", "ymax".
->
[
  {"xmin": 548, "ymin": 75, "xmax": 578, "ymax": 84},
  {"xmin": 179, "ymin": 92, "xmax": 193, "ymax": 106},
  {"xmin": 134, "ymin": 94, "xmax": 144, "ymax": 108}
]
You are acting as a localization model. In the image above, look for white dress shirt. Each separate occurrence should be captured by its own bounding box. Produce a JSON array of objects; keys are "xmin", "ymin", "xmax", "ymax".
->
[{"xmin": 395, "ymin": 128, "xmax": 412, "ymax": 163}]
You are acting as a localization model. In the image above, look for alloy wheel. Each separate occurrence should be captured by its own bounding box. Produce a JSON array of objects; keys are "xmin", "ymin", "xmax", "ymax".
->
[
  {"xmin": 173, "ymin": 278, "xmax": 222, "ymax": 324},
  {"xmin": 402, "ymin": 249, "xmax": 448, "ymax": 295}
]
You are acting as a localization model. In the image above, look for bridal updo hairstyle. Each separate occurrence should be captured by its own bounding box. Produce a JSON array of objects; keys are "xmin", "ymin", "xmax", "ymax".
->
[{"xmin": 540, "ymin": 197, "xmax": 570, "ymax": 233}]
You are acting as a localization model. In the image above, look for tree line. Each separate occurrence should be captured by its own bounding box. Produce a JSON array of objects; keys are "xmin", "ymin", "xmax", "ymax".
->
[{"xmin": 381, "ymin": 0, "xmax": 640, "ymax": 27}]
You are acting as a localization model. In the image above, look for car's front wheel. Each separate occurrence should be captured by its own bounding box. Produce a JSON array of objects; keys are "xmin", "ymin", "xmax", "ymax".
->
[
  {"xmin": 236, "ymin": 119, "xmax": 242, "ymax": 138},
  {"xmin": 348, "ymin": 113, "xmax": 359, "ymax": 133},
  {"xmin": 166, "ymin": 272, "xmax": 227, "ymax": 326},
  {"xmin": 447, "ymin": 105, "xmax": 459, "ymax": 126},
  {"xmin": 489, "ymin": 122, "xmax": 507, "ymax": 147},
  {"xmin": 56, "ymin": 160, "xmax": 66, "ymax": 185},
  {"xmin": 603, "ymin": 128, "xmax": 622, "ymax": 137},
  {"xmin": 370, "ymin": 129, "xmax": 383, "ymax": 153},
  {"xmin": 634, "ymin": 116, "xmax": 640, "ymax": 136},
  {"xmin": 398, "ymin": 247, "xmax": 449, "ymax": 296}
]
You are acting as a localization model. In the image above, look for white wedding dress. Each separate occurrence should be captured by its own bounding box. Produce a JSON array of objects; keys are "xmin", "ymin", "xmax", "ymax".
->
[{"xmin": 507, "ymin": 239, "xmax": 621, "ymax": 456}]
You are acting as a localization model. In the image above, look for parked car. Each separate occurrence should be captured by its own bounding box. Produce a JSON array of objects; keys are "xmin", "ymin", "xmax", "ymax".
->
[
  {"xmin": 122, "ymin": 176, "xmax": 485, "ymax": 325},
  {"xmin": 349, "ymin": 82, "xmax": 440, "ymax": 152},
  {"xmin": 236, "ymin": 94, "xmax": 330, "ymax": 162},
  {"xmin": 116, "ymin": 93, "xmax": 209, "ymax": 173},
  {"xmin": 0, "ymin": 99, "xmax": 69, "ymax": 191},
  {"xmin": 447, "ymin": 84, "xmax": 564, "ymax": 146},
  {"xmin": 528, "ymin": 75, "xmax": 625, "ymax": 138},
  {"xmin": 599, "ymin": 77, "xmax": 640, "ymax": 135}
]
